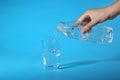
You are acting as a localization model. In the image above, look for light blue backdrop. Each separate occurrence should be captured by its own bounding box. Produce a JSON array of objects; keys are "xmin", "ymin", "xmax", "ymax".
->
[{"xmin": 0, "ymin": 0, "xmax": 120, "ymax": 80}]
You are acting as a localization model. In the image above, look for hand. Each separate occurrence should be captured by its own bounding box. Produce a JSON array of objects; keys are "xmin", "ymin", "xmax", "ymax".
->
[
  {"xmin": 74, "ymin": 0, "xmax": 120, "ymax": 33},
  {"xmin": 74, "ymin": 8, "xmax": 111, "ymax": 33}
]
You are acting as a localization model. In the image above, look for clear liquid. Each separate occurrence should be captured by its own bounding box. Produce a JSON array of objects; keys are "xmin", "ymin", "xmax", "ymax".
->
[
  {"xmin": 44, "ymin": 49, "xmax": 61, "ymax": 70},
  {"xmin": 43, "ymin": 37, "xmax": 61, "ymax": 70},
  {"xmin": 84, "ymin": 26, "xmax": 113, "ymax": 44}
]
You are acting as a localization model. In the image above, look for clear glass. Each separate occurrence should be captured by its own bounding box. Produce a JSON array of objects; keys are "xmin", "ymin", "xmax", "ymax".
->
[
  {"xmin": 56, "ymin": 21, "xmax": 113, "ymax": 44},
  {"xmin": 41, "ymin": 39, "xmax": 61, "ymax": 70}
]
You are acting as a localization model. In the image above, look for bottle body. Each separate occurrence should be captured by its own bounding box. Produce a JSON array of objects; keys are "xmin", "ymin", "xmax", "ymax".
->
[{"xmin": 57, "ymin": 21, "xmax": 113, "ymax": 44}]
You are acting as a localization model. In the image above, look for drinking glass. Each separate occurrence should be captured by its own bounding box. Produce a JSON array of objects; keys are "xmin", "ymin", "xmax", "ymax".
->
[{"xmin": 41, "ymin": 39, "xmax": 61, "ymax": 70}]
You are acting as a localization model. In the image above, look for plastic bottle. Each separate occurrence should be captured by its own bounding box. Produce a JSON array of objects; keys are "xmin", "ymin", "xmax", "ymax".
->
[{"xmin": 56, "ymin": 21, "xmax": 113, "ymax": 44}]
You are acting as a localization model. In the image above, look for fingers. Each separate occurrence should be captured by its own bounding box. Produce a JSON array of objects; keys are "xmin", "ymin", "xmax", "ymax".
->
[
  {"xmin": 82, "ymin": 21, "xmax": 95, "ymax": 33},
  {"xmin": 73, "ymin": 10, "xmax": 97, "ymax": 33},
  {"xmin": 73, "ymin": 14, "xmax": 93, "ymax": 33},
  {"xmin": 74, "ymin": 13, "xmax": 88, "ymax": 27}
]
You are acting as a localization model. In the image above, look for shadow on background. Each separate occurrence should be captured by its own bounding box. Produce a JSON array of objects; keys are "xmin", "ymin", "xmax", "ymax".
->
[{"xmin": 58, "ymin": 54, "xmax": 120, "ymax": 69}]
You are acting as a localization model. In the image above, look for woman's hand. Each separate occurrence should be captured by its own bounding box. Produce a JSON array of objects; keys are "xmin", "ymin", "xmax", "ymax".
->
[{"xmin": 74, "ymin": 0, "xmax": 120, "ymax": 33}]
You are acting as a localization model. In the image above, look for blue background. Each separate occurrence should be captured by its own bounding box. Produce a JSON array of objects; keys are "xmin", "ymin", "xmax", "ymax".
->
[{"xmin": 0, "ymin": 0, "xmax": 120, "ymax": 80}]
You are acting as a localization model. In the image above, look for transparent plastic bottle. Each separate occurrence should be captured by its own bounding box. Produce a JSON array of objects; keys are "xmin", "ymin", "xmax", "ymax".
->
[{"xmin": 56, "ymin": 21, "xmax": 113, "ymax": 44}]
